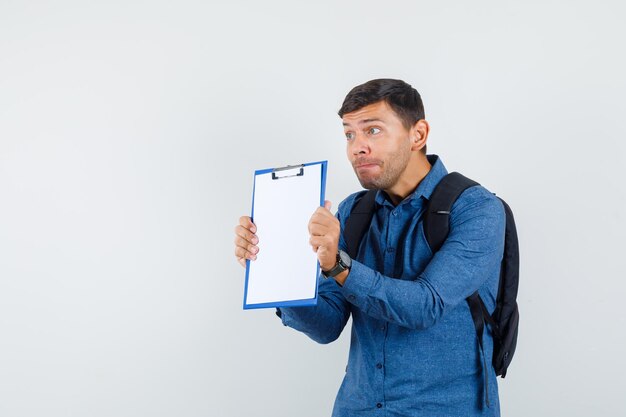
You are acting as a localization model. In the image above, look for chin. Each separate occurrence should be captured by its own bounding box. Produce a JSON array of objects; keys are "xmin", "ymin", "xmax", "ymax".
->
[
  {"xmin": 357, "ymin": 177, "xmax": 379, "ymax": 190},
  {"xmin": 355, "ymin": 171, "xmax": 383, "ymax": 190}
]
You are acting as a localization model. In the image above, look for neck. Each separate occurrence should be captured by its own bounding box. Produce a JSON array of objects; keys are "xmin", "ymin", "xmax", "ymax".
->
[{"xmin": 384, "ymin": 153, "xmax": 432, "ymax": 206}]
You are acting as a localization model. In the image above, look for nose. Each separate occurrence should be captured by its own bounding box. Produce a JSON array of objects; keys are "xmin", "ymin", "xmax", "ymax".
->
[{"xmin": 349, "ymin": 132, "xmax": 370, "ymax": 156}]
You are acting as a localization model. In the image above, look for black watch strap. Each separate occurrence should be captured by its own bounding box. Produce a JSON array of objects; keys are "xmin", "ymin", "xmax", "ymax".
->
[{"xmin": 321, "ymin": 250, "xmax": 351, "ymax": 278}]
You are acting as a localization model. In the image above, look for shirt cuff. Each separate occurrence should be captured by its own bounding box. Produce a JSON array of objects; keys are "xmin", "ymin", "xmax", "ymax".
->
[
  {"xmin": 339, "ymin": 260, "xmax": 377, "ymax": 310},
  {"xmin": 275, "ymin": 307, "xmax": 291, "ymax": 327},
  {"xmin": 276, "ymin": 307, "xmax": 303, "ymax": 328}
]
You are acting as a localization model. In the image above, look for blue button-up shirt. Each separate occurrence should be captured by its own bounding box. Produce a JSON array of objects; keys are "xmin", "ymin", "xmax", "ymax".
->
[{"xmin": 278, "ymin": 155, "xmax": 505, "ymax": 417}]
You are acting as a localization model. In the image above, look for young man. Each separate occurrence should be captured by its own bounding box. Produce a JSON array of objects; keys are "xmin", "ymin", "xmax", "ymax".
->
[{"xmin": 234, "ymin": 79, "xmax": 505, "ymax": 416}]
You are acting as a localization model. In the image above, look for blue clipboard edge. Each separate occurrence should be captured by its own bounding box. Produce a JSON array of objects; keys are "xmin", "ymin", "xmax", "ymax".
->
[
  {"xmin": 244, "ymin": 296, "xmax": 319, "ymax": 310},
  {"xmin": 243, "ymin": 160, "xmax": 328, "ymax": 310}
]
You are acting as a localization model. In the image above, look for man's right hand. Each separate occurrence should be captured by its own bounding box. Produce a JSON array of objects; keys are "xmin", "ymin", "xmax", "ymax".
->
[{"xmin": 234, "ymin": 216, "xmax": 259, "ymax": 268}]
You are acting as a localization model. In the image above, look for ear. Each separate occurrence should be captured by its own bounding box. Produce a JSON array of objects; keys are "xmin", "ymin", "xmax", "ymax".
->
[{"xmin": 410, "ymin": 119, "xmax": 430, "ymax": 152}]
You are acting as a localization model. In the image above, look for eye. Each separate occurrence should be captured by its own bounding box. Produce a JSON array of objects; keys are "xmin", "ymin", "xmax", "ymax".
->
[
  {"xmin": 367, "ymin": 127, "xmax": 381, "ymax": 135},
  {"xmin": 345, "ymin": 131, "xmax": 355, "ymax": 140}
]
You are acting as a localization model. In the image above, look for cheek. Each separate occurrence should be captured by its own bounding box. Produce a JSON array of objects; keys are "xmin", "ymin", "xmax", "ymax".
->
[{"xmin": 346, "ymin": 141, "xmax": 356, "ymax": 158}]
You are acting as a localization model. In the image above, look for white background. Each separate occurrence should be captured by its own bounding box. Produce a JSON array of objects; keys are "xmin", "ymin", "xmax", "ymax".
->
[{"xmin": 1, "ymin": 1, "xmax": 625, "ymax": 416}]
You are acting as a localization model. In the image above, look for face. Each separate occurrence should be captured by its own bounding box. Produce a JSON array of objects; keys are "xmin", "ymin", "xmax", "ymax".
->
[{"xmin": 342, "ymin": 101, "xmax": 414, "ymax": 190}]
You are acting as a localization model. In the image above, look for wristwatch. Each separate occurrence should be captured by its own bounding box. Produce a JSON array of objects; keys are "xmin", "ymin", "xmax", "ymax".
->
[{"xmin": 321, "ymin": 250, "xmax": 352, "ymax": 279}]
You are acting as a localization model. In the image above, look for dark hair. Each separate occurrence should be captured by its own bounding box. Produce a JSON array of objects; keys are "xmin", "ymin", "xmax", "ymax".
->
[{"xmin": 338, "ymin": 78, "xmax": 425, "ymax": 129}]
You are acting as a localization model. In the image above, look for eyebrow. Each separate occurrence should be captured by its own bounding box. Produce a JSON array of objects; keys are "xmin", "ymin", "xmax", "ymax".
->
[{"xmin": 342, "ymin": 118, "xmax": 385, "ymax": 127}]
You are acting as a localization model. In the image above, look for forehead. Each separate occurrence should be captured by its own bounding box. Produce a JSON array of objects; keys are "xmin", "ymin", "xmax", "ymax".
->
[{"xmin": 342, "ymin": 100, "xmax": 399, "ymax": 126}]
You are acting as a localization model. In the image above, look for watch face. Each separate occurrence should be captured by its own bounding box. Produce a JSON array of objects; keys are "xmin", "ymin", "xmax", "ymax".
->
[{"xmin": 339, "ymin": 250, "xmax": 351, "ymax": 267}]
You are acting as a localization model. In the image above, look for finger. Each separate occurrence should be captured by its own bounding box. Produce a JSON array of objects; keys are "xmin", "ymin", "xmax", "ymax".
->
[
  {"xmin": 236, "ymin": 254, "xmax": 255, "ymax": 267},
  {"xmin": 234, "ymin": 245, "xmax": 258, "ymax": 261},
  {"xmin": 309, "ymin": 224, "xmax": 336, "ymax": 239},
  {"xmin": 317, "ymin": 205, "xmax": 334, "ymax": 217},
  {"xmin": 234, "ymin": 234, "xmax": 259, "ymax": 255},
  {"xmin": 239, "ymin": 216, "xmax": 257, "ymax": 234},
  {"xmin": 324, "ymin": 200, "xmax": 332, "ymax": 211},
  {"xmin": 309, "ymin": 236, "xmax": 321, "ymax": 249},
  {"xmin": 308, "ymin": 216, "xmax": 339, "ymax": 235},
  {"xmin": 234, "ymin": 224, "xmax": 259, "ymax": 245},
  {"xmin": 309, "ymin": 235, "xmax": 332, "ymax": 250},
  {"xmin": 310, "ymin": 206, "xmax": 334, "ymax": 221},
  {"xmin": 309, "ymin": 214, "xmax": 339, "ymax": 227},
  {"xmin": 308, "ymin": 220, "xmax": 331, "ymax": 237},
  {"xmin": 309, "ymin": 207, "xmax": 337, "ymax": 226}
]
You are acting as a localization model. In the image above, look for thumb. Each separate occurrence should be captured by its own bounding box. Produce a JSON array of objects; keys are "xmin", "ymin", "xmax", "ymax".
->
[{"xmin": 324, "ymin": 200, "xmax": 332, "ymax": 211}]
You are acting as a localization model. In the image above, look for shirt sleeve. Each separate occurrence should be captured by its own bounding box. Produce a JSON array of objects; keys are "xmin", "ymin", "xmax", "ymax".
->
[
  {"xmin": 277, "ymin": 274, "xmax": 351, "ymax": 344},
  {"xmin": 339, "ymin": 187, "xmax": 506, "ymax": 330}
]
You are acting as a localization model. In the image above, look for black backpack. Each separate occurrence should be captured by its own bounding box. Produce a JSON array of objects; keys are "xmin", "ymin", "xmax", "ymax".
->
[{"xmin": 343, "ymin": 172, "xmax": 520, "ymax": 383}]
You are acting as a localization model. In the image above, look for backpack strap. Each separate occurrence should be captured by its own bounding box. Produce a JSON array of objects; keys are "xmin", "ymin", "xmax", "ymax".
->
[
  {"xmin": 467, "ymin": 292, "xmax": 492, "ymax": 407},
  {"xmin": 343, "ymin": 190, "xmax": 377, "ymax": 259},
  {"xmin": 423, "ymin": 172, "xmax": 479, "ymax": 252},
  {"xmin": 424, "ymin": 172, "xmax": 496, "ymax": 407}
]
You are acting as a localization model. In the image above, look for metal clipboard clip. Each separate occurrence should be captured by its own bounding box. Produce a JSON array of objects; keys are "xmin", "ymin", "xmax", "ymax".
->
[{"xmin": 272, "ymin": 164, "xmax": 305, "ymax": 180}]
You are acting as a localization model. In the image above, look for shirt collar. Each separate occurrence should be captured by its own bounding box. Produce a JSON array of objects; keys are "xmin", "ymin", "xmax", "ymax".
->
[{"xmin": 374, "ymin": 154, "xmax": 448, "ymax": 208}]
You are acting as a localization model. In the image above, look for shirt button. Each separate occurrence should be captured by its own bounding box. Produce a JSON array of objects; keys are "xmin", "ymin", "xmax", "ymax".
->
[
  {"xmin": 348, "ymin": 295, "xmax": 356, "ymax": 301},
  {"xmin": 381, "ymin": 325, "xmax": 386, "ymax": 331},
  {"xmin": 376, "ymin": 403, "xmax": 383, "ymax": 408},
  {"xmin": 376, "ymin": 363, "xmax": 383, "ymax": 369},
  {"xmin": 386, "ymin": 247, "xmax": 394, "ymax": 253}
]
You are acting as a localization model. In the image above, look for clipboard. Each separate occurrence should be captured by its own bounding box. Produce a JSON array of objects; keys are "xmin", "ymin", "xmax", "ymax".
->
[{"xmin": 243, "ymin": 161, "xmax": 328, "ymax": 310}]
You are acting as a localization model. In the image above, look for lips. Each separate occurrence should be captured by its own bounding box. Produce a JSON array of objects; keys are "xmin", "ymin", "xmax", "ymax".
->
[
  {"xmin": 354, "ymin": 159, "xmax": 381, "ymax": 169},
  {"xmin": 356, "ymin": 164, "xmax": 378, "ymax": 170}
]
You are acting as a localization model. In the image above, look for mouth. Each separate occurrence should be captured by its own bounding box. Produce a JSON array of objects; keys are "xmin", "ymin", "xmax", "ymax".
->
[
  {"xmin": 354, "ymin": 160, "xmax": 382, "ymax": 172},
  {"xmin": 354, "ymin": 158, "xmax": 381, "ymax": 168},
  {"xmin": 356, "ymin": 163, "xmax": 378, "ymax": 169}
]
